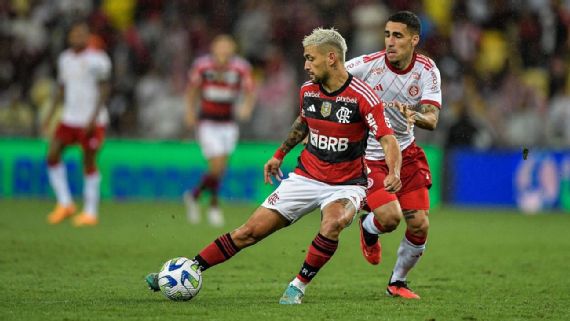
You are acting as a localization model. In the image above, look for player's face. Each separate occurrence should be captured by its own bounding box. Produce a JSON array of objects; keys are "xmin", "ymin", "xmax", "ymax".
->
[
  {"xmin": 68, "ymin": 24, "xmax": 90, "ymax": 51},
  {"xmin": 212, "ymin": 38, "xmax": 236, "ymax": 65},
  {"xmin": 303, "ymin": 45, "xmax": 329, "ymax": 84},
  {"xmin": 384, "ymin": 21, "xmax": 419, "ymax": 67}
]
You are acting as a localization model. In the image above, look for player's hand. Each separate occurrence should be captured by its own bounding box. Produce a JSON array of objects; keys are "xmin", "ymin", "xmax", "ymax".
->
[
  {"xmin": 41, "ymin": 119, "xmax": 51, "ymax": 136},
  {"xmin": 383, "ymin": 172, "xmax": 402, "ymax": 194},
  {"xmin": 264, "ymin": 157, "xmax": 284, "ymax": 185},
  {"xmin": 395, "ymin": 101, "xmax": 417, "ymax": 133},
  {"xmin": 185, "ymin": 112, "xmax": 196, "ymax": 129},
  {"xmin": 85, "ymin": 121, "xmax": 96, "ymax": 137},
  {"xmin": 236, "ymin": 106, "xmax": 252, "ymax": 122}
]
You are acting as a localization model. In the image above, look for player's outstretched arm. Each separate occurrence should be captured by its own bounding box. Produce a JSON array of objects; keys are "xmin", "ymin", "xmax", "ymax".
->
[
  {"xmin": 236, "ymin": 89, "xmax": 256, "ymax": 122},
  {"xmin": 185, "ymin": 84, "xmax": 200, "ymax": 129},
  {"xmin": 264, "ymin": 116, "xmax": 309, "ymax": 185},
  {"xmin": 396, "ymin": 101, "xmax": 439, "ymax": 131},
  {"xmin": 277, "ymin": 116, "xmax": 309, "ymax": 155},
  {"xmin": 86, "ymin": 80, "xmax": 111, "ymax": 135},
  {"xmin": 379, "ymin": 134, "xmax": 402, "ymax": 193},
  {"xmin": 413, "ymin": 103, "xmax": 439, "ymax": 130}
]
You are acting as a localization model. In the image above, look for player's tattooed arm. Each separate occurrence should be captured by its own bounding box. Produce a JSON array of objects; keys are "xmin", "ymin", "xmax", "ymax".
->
[
  {"xmin": 277, "ymin": 116, "xmax": 309, "ymax": 154},
  {"xmin": 412, "ymin": 104, "xmax": 439, "ymax": 131}
]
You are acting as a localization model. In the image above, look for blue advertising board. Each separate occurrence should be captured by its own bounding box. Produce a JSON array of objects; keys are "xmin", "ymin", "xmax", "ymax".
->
[{"xmin": 448, "ymin": 149, "xmax": 570, "ymax": 212}]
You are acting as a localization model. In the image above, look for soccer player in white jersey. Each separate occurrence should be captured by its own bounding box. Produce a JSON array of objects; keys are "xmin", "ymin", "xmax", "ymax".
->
[
  {"xmin": 346, "ymin": 11, "xmax": 442, "ymax": 299},
  {"xmin": 43, "ymin": 22, "xmax": 111, "ymax": 227},
  {"xmin": 183, "ymin": 35, "xmax": 256, "ymax": 227},
  {"xmin": 146, "ymin": 27, "xmax": 402, "ymax": 304}
]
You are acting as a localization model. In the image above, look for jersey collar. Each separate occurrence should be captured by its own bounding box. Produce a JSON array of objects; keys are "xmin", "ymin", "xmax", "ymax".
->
[
  {"xmin": 385, "ymin": 52, "xmax": 416, "ymax": 75},
  {"xmin": 319, "ymin": 73, "xmax": 353, "ymax": 97}
]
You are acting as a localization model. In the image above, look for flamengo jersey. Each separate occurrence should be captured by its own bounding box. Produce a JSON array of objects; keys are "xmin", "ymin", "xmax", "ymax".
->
[
  {"xmin": 188, "ymin": 55, "xmax": 254, "ymax": 122},
  {"xmin": 294, "ymin": 74, "xmax": 394, "ymax": 185},
  {"xmin": 58, "ymin": 48, "xmax": 111, "ymax": 127},
  {"xmin": 346, "ymin": 50, "xmax": 442, "ymax": 160}
]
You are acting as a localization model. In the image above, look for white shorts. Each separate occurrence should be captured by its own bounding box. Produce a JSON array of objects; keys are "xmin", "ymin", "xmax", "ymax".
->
[
  {"xmin": 197, "ymin": 121, "xmax": 239, "ymax": 159},
  {"xmin": 262, "ymin": 173, "xmax": 366, "ymax": 223}
]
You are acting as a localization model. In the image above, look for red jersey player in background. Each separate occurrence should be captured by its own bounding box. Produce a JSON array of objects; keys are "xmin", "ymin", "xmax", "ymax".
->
[
  {"xmin": 43, "ymin": 21, "xmax": 111, "ymax": 227},
  {"xmin": 346, "ymin": 11, "xmax": 442, "ymax": 299},
  {"xmin": 183, "ymin": 34, "xmax": 256, "ymax": 227},
  {"xmin": 146, "ymin": 27, "xmax": 402, "ymax": 304}
]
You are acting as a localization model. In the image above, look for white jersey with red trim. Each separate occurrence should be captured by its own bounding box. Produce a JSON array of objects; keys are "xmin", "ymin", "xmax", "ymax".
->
[
  {"xmin": 58, "ymin": 48, "xmax": 111, "ymax": 127},
  {"xmin": 346, "ymin": 50, "xmax": 442, "ymax": 160}
]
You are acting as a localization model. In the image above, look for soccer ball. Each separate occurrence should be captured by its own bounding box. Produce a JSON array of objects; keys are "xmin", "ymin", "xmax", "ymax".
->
[{"xmin": 157, "ymin": 257, "xmax": 202, "ymax": 301}]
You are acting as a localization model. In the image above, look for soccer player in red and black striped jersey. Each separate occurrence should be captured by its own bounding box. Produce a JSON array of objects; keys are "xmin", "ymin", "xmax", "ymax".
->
[
  {"xmin": 146, "ymin": 27, "xmax": 402, "ymax": 304},
  {"xmin": 183, "ymin": 35, "xmax": 256, "ymax": 227}
]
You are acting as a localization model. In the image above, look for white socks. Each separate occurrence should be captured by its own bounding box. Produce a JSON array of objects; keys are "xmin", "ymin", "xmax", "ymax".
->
[
  {"xmin": 83, "ymin": 172, "xmax": 101, "ymax": 217},
  {"xmin": 362, "ymin": 212, "xmax": 382, "ymax": 235},
  {"xmin": 48, "ymin": 163, "xmax": 73, "ymax": 206},
  {"xmin": 291, "ymin": 277, "xmax": 307, "ymax": 293},
  {"xmin": 391, "ymin": 237, "xmax": 426, "ymax": 283},
  {"xmin": 48, "ymin": 163, "xmax": 101, "ymax": 216}
]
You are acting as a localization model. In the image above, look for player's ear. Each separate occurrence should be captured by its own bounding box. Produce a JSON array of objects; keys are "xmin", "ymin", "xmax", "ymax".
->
[
  {"xmin": 411, "ymin": 34, "xmax": 420, "ymax": 47},
  {"xmin": 328, "ymin": 51, "xmax": 336, "ymax": 66}
]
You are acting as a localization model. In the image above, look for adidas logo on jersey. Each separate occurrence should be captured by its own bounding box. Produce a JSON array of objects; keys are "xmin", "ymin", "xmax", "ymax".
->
[{"xmin": 307, "ymin": 104, "xmax": 316, "ymax": 112}]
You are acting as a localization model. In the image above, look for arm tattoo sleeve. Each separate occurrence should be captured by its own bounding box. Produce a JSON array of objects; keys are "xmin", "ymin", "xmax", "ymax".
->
[
  {"xmin": 419, "ymin": 104, "xmax": 438, "ymax": 114},
  {"xmin": 278, "ymin": 116, "xmax": 309, "ymax": 154}
]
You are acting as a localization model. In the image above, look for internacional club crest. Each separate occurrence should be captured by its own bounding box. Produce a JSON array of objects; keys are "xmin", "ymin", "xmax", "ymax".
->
[{"xmin": 320, "ymin": 101, "xmax": 332, "ymax": 117}]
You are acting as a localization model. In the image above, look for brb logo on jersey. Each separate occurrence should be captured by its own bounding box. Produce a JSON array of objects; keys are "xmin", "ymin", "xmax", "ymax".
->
[
  {"xmin": 309, "ymin": 131, "xmax": 349, "ymax": 152},
  {"xmin": 336, "ymin": 107, "xmax": 353, "ymax": 123}
]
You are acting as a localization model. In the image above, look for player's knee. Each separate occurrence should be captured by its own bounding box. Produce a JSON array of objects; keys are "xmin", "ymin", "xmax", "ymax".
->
[
  {"xmin": 373, "ymin": 208, "xmax": 401, "ymax": 233},
  {"xmin": 231, "ymin": 225, "xmax": 263, "ymax": 248},
  {"xmin": 46, "ymin": 155, "xmax": 60, "ymax": 166},
  {"xmin": 408, "ymin": 216, "xmax": 429, "ymax": 236},
  {"xmin": 376, "ymin": 212, "xmax": 401, "ymax": 233},
  {"xmin": 83, "ymin": 164, "xmax": 97, "ymax": 175},
  {"xmin": 320, "ymin": 216, "xmax": 351, "ymax": 238}
]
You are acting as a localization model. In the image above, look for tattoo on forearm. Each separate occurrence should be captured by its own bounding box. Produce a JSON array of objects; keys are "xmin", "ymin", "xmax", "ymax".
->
[
  {"xmin": 403, "ymin": 210, "xmax": 417, "ymax": 220},
  {"xmin": 279, "ymin": 117, "xmax": 309, "ymax": 153},
  {"xmin": 419, "ymin": 104, "xmax": 438, "ymax": 114}
]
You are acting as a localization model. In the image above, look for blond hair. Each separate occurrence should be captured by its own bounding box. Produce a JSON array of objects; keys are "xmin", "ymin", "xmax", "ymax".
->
[{"xmin": 302, "ymin": 27, "xmax": 347, "ymax": 63}]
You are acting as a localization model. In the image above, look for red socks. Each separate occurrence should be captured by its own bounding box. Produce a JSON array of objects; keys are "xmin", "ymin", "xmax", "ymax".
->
[{"xmin": 297, "ymin": 233, "xmax": 338, "ymax": 283}]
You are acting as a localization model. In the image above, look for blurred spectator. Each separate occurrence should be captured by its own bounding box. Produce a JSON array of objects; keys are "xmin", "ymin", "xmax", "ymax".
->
[
  {"xmin": 546, "ymin": 75, "xmax": 570, "ymax": 147},
  {"xmin": 350, "ymin": 0, "xmax": 388, "ymax": 55},
  {"xmin": 0, "ymin": 0, "xmax": 569, "ymax": 148}
]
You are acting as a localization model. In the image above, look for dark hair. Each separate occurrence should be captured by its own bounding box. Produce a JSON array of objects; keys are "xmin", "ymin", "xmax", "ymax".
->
[
  {"xmin": 68, "ymin": 20, "xmax": 90, "ymax": 33},
  {"xmin": 387, "ymin": 11, "xmax": 421, "ymax": 35}
]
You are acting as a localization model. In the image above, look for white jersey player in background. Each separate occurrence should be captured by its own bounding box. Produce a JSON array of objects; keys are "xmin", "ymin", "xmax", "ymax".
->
[
  {"xmin": 43, "ymin": 21, "xmax": 111, "ymax": 227},
  {"xmin": 346, "ymin": 11, "xmax": 442, "ymax": 299}
]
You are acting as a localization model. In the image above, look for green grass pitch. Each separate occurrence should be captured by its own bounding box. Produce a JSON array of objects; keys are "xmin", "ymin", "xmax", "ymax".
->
[{"xmin": 1, "ymin": 199, "xmax": 569, "ymax": 321}]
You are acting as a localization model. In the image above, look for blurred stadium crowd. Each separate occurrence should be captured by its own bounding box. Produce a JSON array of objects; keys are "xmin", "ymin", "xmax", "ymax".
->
[{"xmin": 0, "ymin": 0, "xmax": 569, "ymax": 148}]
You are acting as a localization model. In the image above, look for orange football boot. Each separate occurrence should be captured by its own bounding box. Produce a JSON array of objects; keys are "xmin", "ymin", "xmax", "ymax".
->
[
  {"xmin": 386, "ymin": 280, "xmax": 420, "ymax": 299},
  {"xmin": 47, "ymin": 204, "xmax": 76, "ymax": 224},
  {"xmin": 358, "ymin": 214, "xmax": 381, "ymax": 265},
  {"xmin": 72, "ymin": 213, "xmax": 98, "ymax": 227}
]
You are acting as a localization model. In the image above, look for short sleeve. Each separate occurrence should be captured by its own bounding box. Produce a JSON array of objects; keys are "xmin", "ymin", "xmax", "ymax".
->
[
  {"xmin": 354, "ymin": 79, "xmax": 394, "ymax": 140},
  {"xmin": 419, "ymin": 65, "xmax": 442, "ymax": 108},
  {"xmin": 188, "ymin": 61, "xmax": 202, "ymax": 87},
  {"xmin": 57, "ymin": 54, "xmax": 65, "ymax": 84},
  {"xmin": 345, "ymin": 55, "xmax": 368, "ymax": 80},
  {"xmin": 91, "ymin": 52, "xmax": 112, "ymax": 81},
  {"xmin": 239, "ymin": 60, "xmax": 255, "ymax": 93}
]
